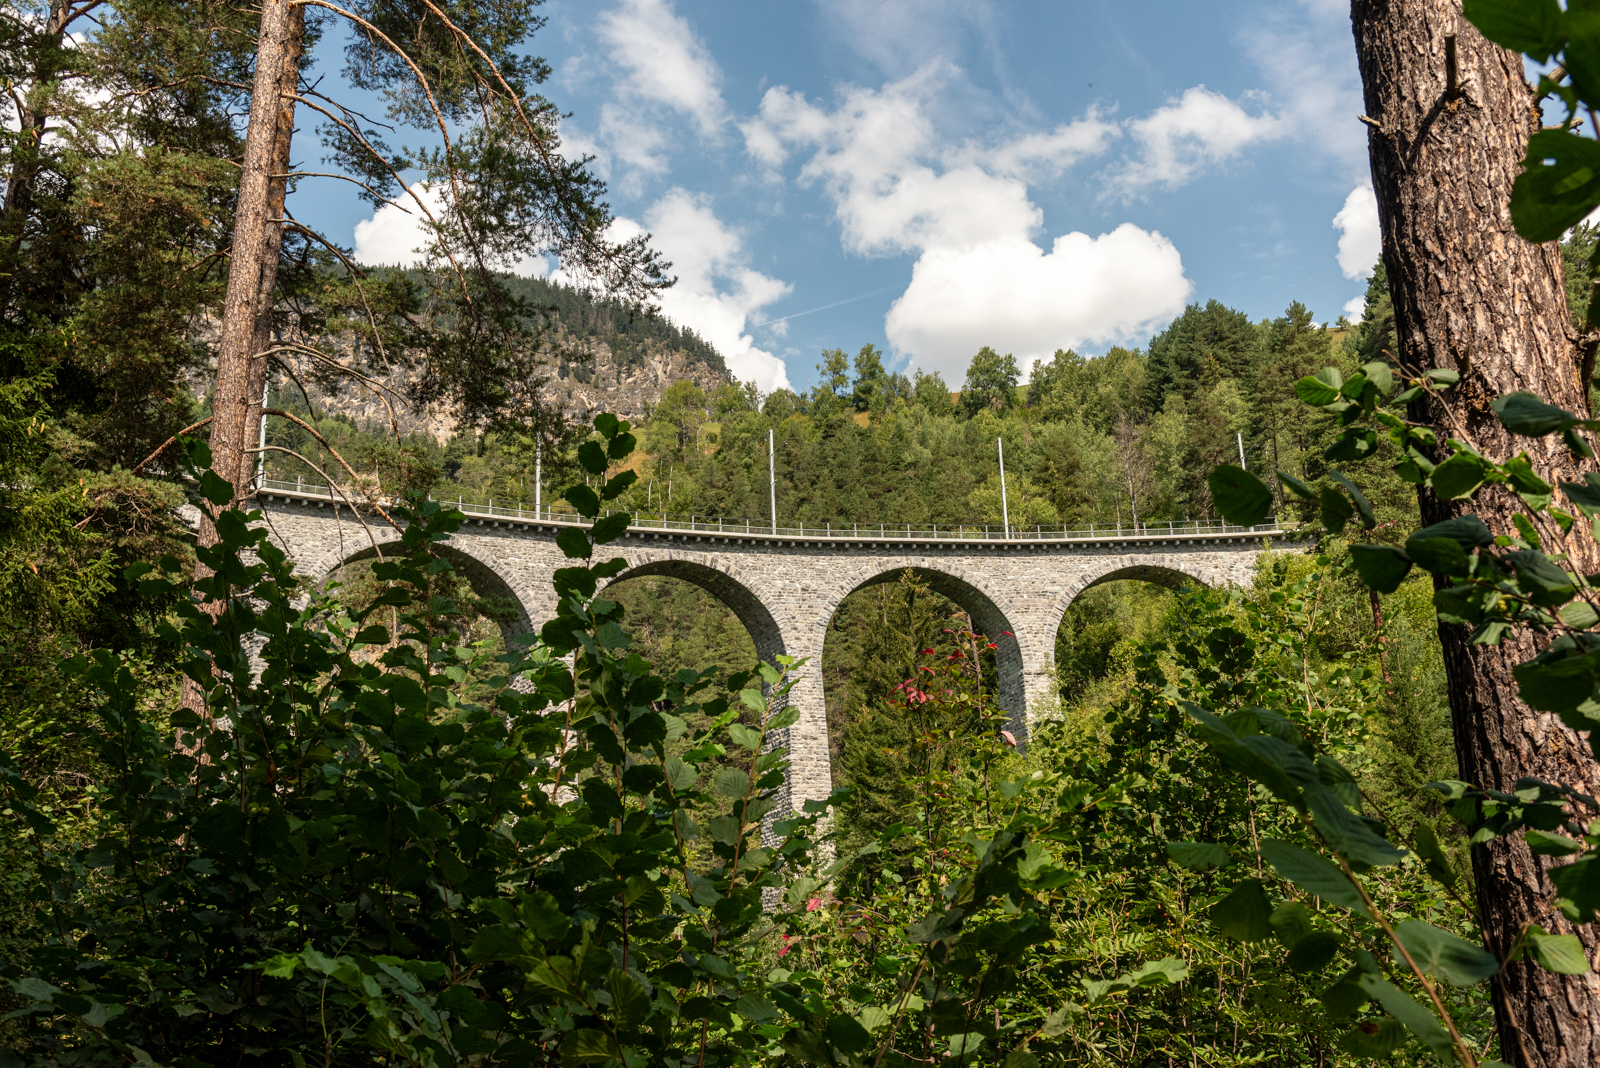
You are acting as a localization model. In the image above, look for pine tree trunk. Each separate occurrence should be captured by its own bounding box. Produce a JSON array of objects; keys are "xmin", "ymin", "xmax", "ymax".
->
[
  {"xmin": 238, "ymin": 4, "xmax": 306, "ymax": 492},
  {"xmin": 181, "ymin": 0, "xmax": 298, "ymax": 716},
  {"xmin": 209, "ymin": 0, "xmax": 296, "ymax": 507},
  {"xmin": 1351, "ymin": 3, "xmax": 1600, "ymax": 1063}
]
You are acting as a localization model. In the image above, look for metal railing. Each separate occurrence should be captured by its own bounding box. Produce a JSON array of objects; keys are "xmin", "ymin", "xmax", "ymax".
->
[{"xmin": 255, "ymin": 476, "xmax": 1284, "ymax": 542}]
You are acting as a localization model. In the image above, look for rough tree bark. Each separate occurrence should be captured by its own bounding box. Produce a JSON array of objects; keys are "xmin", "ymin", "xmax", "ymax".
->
[
  {"xmin": 181, "ymin": 0, "xmax": 300, "ymax": 716},
  {"xmin": 1351, "ymin": 3, "xmax": 1600, "ymax": 1064},
  {"xmin": 238, "ymin": 3, "xmax": 306, "ymax": 492},
  {"xmin": 208, "ymin": 0, "xmax": 296, "ymax": 508}
]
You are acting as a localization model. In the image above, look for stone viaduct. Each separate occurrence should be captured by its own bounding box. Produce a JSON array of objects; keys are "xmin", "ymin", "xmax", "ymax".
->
[{"xmin": 253, "ymin": 486, "xmax": 1293, "ymax": 822}]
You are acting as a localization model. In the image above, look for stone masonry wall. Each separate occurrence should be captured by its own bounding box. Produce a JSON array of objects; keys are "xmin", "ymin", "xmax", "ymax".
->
[{"xmin": 258, "ymin": 493, "xmax": 1282, "ymax": 826}]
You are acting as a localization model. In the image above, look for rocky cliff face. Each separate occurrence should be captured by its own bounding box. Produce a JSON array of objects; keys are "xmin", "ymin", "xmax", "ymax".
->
[
  {"xmin": 195, "ymin": 275, "xmax": 732, "ymax": 441},
  {"xmin": 262, "ymin": 332, "xmax": 730, "ymax": 441}
]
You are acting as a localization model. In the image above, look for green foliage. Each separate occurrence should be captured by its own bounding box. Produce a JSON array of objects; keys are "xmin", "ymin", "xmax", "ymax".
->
[
  {"xmin": 959, "ymin": 347, "xmax": 1021, "ymax": 416},
  {"xmin": 0, "ymin": 419, "xmax": 844, "ymax": 1066}
]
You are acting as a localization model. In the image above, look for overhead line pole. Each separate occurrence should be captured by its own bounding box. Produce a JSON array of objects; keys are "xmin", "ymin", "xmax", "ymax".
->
[
  {"xmin": 997, "ymin": 436, "xmax": 1010, "ymax": 539},
  {"xmin": 769, "ymin": 428, "xmax": 777, "ymax": 535}
]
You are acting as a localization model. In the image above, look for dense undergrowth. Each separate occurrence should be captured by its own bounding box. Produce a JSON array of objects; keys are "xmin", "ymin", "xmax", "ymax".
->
[{"xmin": 0, "ymin": 409, "xmax": 1493, "ymax": 1065}]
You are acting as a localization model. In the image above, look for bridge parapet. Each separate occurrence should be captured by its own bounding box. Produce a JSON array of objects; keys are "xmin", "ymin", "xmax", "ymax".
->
[{"xmin": 254, "ymin": 480, "xmax": 1287, "ymax": 550}]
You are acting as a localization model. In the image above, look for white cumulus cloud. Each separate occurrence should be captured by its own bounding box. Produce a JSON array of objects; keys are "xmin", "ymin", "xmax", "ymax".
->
[
  {"xmin": 740, "ymin": 68, "xmax": 1191, "ymax": 379},
  {"xmin": 352, "ymin": 185, "xmax": 443, "ymax": 267},
  {"xmin": 1334, "ymin": 182, "xmax": 1380, "ymax": 279},
  {"xmin": 1107, "ymin": 86, "xmax": 1283, "ymax": 196},
  {"xmin": 597, "ymin": 0, "xmax": 725, "ymax": 134},
  {"xmin": 352, "ymin": 184, "xmax": 551, "ymax": 277},
  {"xmin": 603, "ymin": 191, "xmax": 792, "ymax": 392},
  {"xmin": 885, "ymin": 226, "xmax": 1192, "ymax": 376}
]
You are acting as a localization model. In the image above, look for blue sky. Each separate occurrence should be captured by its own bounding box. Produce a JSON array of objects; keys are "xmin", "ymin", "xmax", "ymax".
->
[{"xmin": 316, "ymin": 0, "xmax": 1380, "ymax": 393}]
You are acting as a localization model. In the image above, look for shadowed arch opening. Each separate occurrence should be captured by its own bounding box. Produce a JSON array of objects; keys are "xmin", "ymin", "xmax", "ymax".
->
[
  {"xmin": 846, "ymin": 566, "xmax": 1026, "ymax": 718},
  {"xmin": 1079, "ymin": 563, "xmax": 1209, "ymax": 593},
  {"xmin": 820, "ymin": 565, "xmax": 1027, "ymax": 785},
  {"xmin": 1049, "ymin": 563, "xmax": 1211, "ymax": 734},
  {"xmin": 318, "ymin": 542, "xmax": 536, "ymax": 649},
  {"xmin": 602, "ymin": 559, "xmax": 786, "ymax": 668}
]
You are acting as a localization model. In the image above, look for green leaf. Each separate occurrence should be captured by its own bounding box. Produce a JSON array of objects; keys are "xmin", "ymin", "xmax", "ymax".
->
[
  {"xmin": 1295, "ymin": 367, "xmax": 1344, "ymax": 406},
  {"xmin": 1512, "ymin": 635, "xmax": 1600, "ymax": 717},
  {"xmin": 1349, "ymin": 543, "xmax": 1413, "ymax": 594},
  {"xmin": 1328, "ymin": 471, "xmax": 1375, "ymax": 528},
  {"xmin": 607, "ymin": 969, "xmax": 651, "ymax": 1030},
  {"xmin": 1506, "ymin": 550, "xmax": 1577, "ymax": 606},
  {"xmin": 1493, "ymin": 391, "xmax": 1583, "ymax": 436},
  {"xmin": 602, "ymin": 471, "xmax": 638, "ymax": 501},
  {"xmin": 1561, "ymin": 472, "xmax": 1600, "ymax": 516},
  {"xmin": 467, "ymin": 925, "xmax": 527, "ymax": 963},
  {"xmin": 1405, "ymin": 536, "xmax": 1469, "ymax": 575},
  {"xmin": 1431, "ymin": 452, "xmax": 1492, "ymax": 500},
  {"xmin": 1211, "ymin": 879, "xmax": 1275, "ymax": 942},
  {"xmin": 1321, "ymin": 966, "xmax": 1369, "ymax": 1019},
  {"xmin": 1512, "ymin": 129, "xmax": 1600, "ymax": 243},
  {"xmin": 198, "ymin": 470, "xmax": 235, "ymax": 507},
  {"xmin": 825, "ymin": 1014, "xmax": 874, "ymax": 1055},
  {"xmin": 593, "ymin": 412, "xmax": 621, "ymax": 439},
  {"xmin": 727, "ymin": 723, "xmax": 763, "ymax": 751},
  {"xmin": 1167, "ymin": 841, "xmax": 1230, "ymax": 871},
  {"xmin": 1414, "ymin": 823, "xmax": 1458, "ymax": 887},
  {"xmin": 1258, "ymin": 840, "xmax": 1371, "ymax": 915},
  {"xmin": 1208, "ymin": 465, "xmax": 1275, "ymax": 526},
  {"xmin": 592, "ymin": 512, "xmax": 631, "ymax": 545},
  {"xmin": 1392, "ymin": 920, "xmax": 1500, "ymax": 986},
  {"xmin": 564, "ymin": 1028, "xmax": 623, "ymax": 1064},
  {"xmin": 1357, "ymin": 975, "xmax": 1458, "ymax": 1062},
  {"xmin": 1286, "ymin": 931, "xmax": 1343, "ymax": 973},
  {"xmin": 1550, "ymin": 855, "xmax": 1600, "ymax": 921},
  {"xmin": 555, "ymin": 528, "xmax": 591, "ymax": 560},
  {"xmin": 1413, "ymin": 515, "xmax": 1494, "ymax": 550},
  {"xmin": 1269, "ymin": 901, "xmax": 1314, "ymax": 947},
  {"xmin": 577, "ymin": 440, "xmax": 608, "ymax": 476},
  {"xmin": 713, "ymin": 767, "xmax": 750, "ymax": 798},
  {"xmin": 1278, "ymin": 470, "xmax": 1317, "ymax": 500},
  {"xmin": 1529, "ymin": 931, "xmax": 1590, "ymax": 974},
  {"xmin": 1039, "ymin": 1005, "xmax": 1074, "ymax": 1038},
  {"xmin": 607, "ymin": 431, "xmax": 637, "ymax": 459},
  {"xmin": 1319, "ymin": 487, "xmax": 1355, "ymax": 534},
  {"xmin": 1361, "ymin": 361, "xmax": 1395, "ymax": 395},
  {"xmin": 563, "ymin": 485, "xmax": 602, "ymax": 518},
  {"xmin": 1560, "ymin": 601, "xmax": 1600, "ymax": 629},
  {"xmin": 1305, "ymin": 784, "xmax": 1408, "ymax": 867},
  {"xmin": 1324, "ymin": 428, "xmax": 1378, "ymax": 463},
  {"xmin": 1338, "ymin": 1018, "xmax": 1410, "ymax": 1058},
  {"xmin": 1463, "ymin": 0, "xmax": 1566, "ymax": 61},
  {"xmin": 1527, "ymin": 829, "xmax": 1584, "ymax": 856},
  {"xmin": 735, "ymin": 994, "xmax": 779, "ymax": 1022},
  {"xmin": 662, "ymin": 755, "xmax": 697, "ymax": 792}
]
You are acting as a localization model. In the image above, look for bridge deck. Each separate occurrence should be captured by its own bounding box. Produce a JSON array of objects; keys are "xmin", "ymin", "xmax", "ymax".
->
[{"xmin": 254, "ymin": 479, "xmax": 1288, "ymax": 549}]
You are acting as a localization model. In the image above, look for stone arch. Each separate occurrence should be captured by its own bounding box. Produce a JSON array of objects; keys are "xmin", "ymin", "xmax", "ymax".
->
[
  {"xmin": 1047, "ymin": 555, "xmax": 1217, "ymax": 638},
  {"xmin": 814, "ymin": 560, "xmax": 1031, "ymax": 735},
  {"xmin": 1035, "ymin": 555, "xmax": 1219, "ymax": 703},
  {"xmin": 599, "ymin": 551, "xmax": 809, "ymax": 836},
  {"xmin": 599, "ymin": 553, "xmax": 787, "ymax": 667},
  {"xmin": 310, "ymin": 537, "xmax": 537, "ymax": 646}
]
